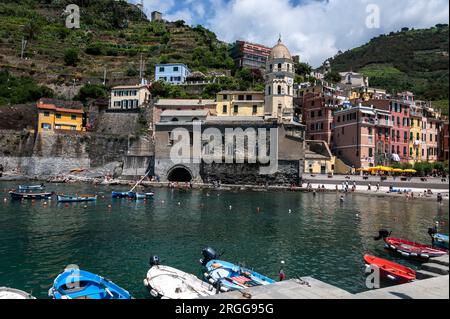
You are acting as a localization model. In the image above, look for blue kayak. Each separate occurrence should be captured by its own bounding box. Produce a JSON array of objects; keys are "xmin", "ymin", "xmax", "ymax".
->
[
  {"xmin": 432, "ymin": 233, "xmax": 449, "ymax": 250},
  {"xmin": 48, "ymin": 268, "xmax": 132, "ymax": 299},
  {"xmin": 203, "ymin": 260, "xmax": 275, "ymax": 292}
]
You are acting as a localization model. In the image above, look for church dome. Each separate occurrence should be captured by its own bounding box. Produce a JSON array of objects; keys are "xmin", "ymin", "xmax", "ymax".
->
[{"xmin": 270, "ymin": 38, "xmax": 292, "ymax": 60}]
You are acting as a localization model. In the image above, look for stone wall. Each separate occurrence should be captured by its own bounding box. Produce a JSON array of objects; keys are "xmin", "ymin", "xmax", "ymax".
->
[{"xmin": 199, "ymin": 160, "xmax": 301, "ymax": 185}]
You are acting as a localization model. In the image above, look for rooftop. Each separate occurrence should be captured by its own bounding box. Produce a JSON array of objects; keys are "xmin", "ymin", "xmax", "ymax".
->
[
  {"xmin": 160, "ymin": 109, "xmax": 209, "ymax": 117},
  {"xmin": 111, "ymin": 84, "xmax": 149, "ymax": 90},
  {"xmin": 155, "ymin": 99, "xmax": 216, "ymax": 107}
]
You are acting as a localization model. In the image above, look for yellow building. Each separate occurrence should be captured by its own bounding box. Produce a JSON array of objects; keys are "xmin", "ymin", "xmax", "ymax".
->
[
  {"xmin": 304, "ymin": 140, "xmax": 336, "ymax": 174},
  {"xmin": 409, "ymin": 111, "xmax": 423, "ymax": 163},
  {"xmin": 215, "ymin": 91, "xmax": 264, "ymax": 117},
  {"xmin": 37, "ymin": 100, "xmax": 84, "ymax": 132}
]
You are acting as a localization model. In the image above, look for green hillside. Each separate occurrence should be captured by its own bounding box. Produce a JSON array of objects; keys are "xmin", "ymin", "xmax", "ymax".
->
[
  {"xmin": 327, "ymin": 25, "xmax": 449, "ymax": 115},
  {"xmin": 0, "ymin": 0, "xmax": 256, "ymax": 104}
]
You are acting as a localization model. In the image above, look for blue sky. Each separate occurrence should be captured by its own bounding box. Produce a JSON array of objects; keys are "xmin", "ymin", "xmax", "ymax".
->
[{"xmin": 129, "ymin": 0, "xmax": 449, "ymax": 67}]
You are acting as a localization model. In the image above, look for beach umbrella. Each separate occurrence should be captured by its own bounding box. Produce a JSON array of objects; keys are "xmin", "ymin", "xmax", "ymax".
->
[
  {"xmin": 403, "ymin": 169, "xmax": 417, "ymax": 173},
  {"xmin": 392, "ymin": 168, "xmax": 403, "ymax": 173},
  {"xmin": 379, "ymin": 166, "xmax": 393, "ymax": 172}
]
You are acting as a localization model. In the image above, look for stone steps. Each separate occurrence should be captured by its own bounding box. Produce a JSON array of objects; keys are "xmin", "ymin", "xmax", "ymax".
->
[
  {"xmin": 430, "ymin": 255, "xmax": 449, "ymax": 267},
  {"xmin": 416, "ymin": 270, "xmax": 442, "ymax": 280},
  {"xmin": 421, "ymin": 262, "xmax": 449, "ymax": 275}
]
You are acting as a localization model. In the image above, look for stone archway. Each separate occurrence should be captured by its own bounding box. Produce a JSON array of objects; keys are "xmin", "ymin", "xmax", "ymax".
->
[{"xmin": 167, "ymin": 165, "xmax": 193, "ymax": 182}]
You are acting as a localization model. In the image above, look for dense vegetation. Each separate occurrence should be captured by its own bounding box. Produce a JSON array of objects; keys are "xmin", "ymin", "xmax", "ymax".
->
[
  {"xmin": 0, "ymin": 0, "xmax": 247, "ymax": 103},
  {"xmin": 0, "ymin": 70, "xmax": 53, "ymax": 105},
  {"xmin": 327, "ymin": 25, "xmax": 449, "ymax": 114}
]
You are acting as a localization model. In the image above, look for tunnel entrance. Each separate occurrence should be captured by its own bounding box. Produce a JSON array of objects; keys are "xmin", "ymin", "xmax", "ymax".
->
[{"xmin": 167, "ymin": 166, "xmax": 193, "ymax": 182}]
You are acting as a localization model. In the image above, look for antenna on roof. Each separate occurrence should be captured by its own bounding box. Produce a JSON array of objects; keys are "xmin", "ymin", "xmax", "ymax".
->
[{"xmin": 278, "ymin": 33, "xmax": 282, "ymax": 44}]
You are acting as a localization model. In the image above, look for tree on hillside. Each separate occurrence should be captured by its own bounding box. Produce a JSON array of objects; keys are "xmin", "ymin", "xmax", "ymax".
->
[
  {"xmin": 64, "ymin": 49, "xmax": 79, "ymax": 67},
  {"xmin": 324, "ymin": 70, "xmax": 341, "ymax": 83},
  {"xmin": 295, "ymin": 62, "xmax": 312, "ymax": 77},
  {"xmin": 76, "ymin": 84, "xmax": 107, "ymax": 103}
]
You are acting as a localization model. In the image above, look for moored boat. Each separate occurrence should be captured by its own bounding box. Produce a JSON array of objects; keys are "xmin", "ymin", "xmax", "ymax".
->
[
  {"xmin": 57, "ymin": 194, "xmax": 97, "ymax": 202},
  {"xmin": 200, "ymin": 247, "xmax": 275, "ymax": 292},
  {"xmin": 428, "ymin": 225, "xmax": 449, "ymax": 250},
  {"xmin": 9, "ymin": 191, "xmax": 53, "ymax": 200},
  {"xmin": 112, "ymin": 191, "xmax": 129, "ymax": 198},
  {"xmin": 364, "ymin": 254, "xmax": 416, "ymax": 284},
  {"xmin": 18, "ymin": 184, "xmax": 45, "ymax": 191},
  {"xmin": 374, "ymin": 230, "xmax": 448, "ymax": 259},
  {"xmin": 143, "ymin": 256, "xmax": 216, "ymax": 299},
  {"xmin": 0, "ymin": 287, "xmax": 35, "ymax": 299},
  {"xmin": 48, "ymin": 268, "xmax": 131, "ymax": 299}
]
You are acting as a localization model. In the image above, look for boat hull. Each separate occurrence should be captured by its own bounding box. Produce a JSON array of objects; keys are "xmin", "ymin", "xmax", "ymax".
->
[
  {"xmin": 57, "ymin": 195, "xmax": 97, "ymax": 203},
  {"xmin": 112, "ymin": 191, "xmax": 129, "ymax": 198},
  {"xmin": 204, "ymin": 260, "xmax": 275, "ymax": 292},
  {"xmin": 49, "ymin": 268, "xmax": 131, "ymax": 299},
  {"xmin": 432, "ymin": 234, "xmax": 449, "ymax": 250},
  {"xmin": 364, "ymin": 254, "xmax": 416, "ymax": 284},
  {"xmin": 144, "ymin": 265, "xmax": 216, "ymax": 299},
  {"xmin": 384, "ymin": 237, "xmax": 448, "ymax": 259},
  {"xmin": 9, "ymin": 191, "xmax": 52, "ymax": 200},
  {"xmin": 0, "ymin": 287, "xmax": 35, "ymax": 299}
]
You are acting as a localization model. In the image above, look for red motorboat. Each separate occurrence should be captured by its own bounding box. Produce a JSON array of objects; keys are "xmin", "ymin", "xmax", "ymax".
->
[
  {"xmin": 364, "ymin": 254, "xmax": 416, "ymax": 284},
  {"xmin": 374, "ymin": 230, "xmax": 448, "ymax": 260}
]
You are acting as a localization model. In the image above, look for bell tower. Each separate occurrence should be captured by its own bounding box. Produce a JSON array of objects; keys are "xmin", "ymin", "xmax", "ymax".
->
[{"xmin": 264, "ymin": 37, "xmax": 295, "ymax": 122}]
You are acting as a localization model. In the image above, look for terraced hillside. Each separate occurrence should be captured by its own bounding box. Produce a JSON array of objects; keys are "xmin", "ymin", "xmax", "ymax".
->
[
  {"xmin": 0, "ymin": 0, "xmax": 234, "ymax": 99},
  {"xmin": 327, "ymin": 25, "xmax": 449, "ymax": 115}
]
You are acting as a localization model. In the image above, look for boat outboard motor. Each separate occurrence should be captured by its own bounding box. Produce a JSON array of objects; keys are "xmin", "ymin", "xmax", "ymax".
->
[
  {"xmin": 200, "ymin": 247, "xmax": 218, "ymax": 266},
  {"xmin": 428, "ymin": 227, "xmax": 437, "ymax": 244},
  {"xmin": 149, "ymin": 255, "xmax": 161, "ymax": 267},
  {"xmin": 374, "ymin": 229, "xmax": 391, "ymax": 241}
]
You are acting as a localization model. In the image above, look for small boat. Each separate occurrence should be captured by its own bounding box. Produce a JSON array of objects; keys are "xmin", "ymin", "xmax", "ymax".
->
[
  {"xmin": 431, "ymin": 233, "xmax": 449, "ymax": 250},
  {"xmin": 374, "ymin": 230, "xmax": 448, "ymax": 259},
  {"xmin": 428, "ymin": 225, "xmax": 449, "ymax": 250},
  {"xmin": 18, "ymin": 184, "xmax": 45, "ymax": 191},
  {"xmin": 143, "ymin": 256, "xmax": 216, "ymax": 299},
  {"xmin": 9, "ymin": 191, "xmax": 53, "ymax": 200},
  {"xmin": 57, "ymin": 194, "xmax": 97, "ymax": 202},
  {"xmin": 49, "ymin": 268, "xmax": 131, "ymax": 299},
  {"xmin": 200, "ymin": 247, "xmax": 275, "ymax": 292},
  {"xmin": 364, "ymin": 254, "xmax": 416, "ymax": 284},
  {"xmin": 112, "ymin": 191, "xmax": 129, "ymax": 198},
  {"xmin": 127, "ymin": 192, "xmax": 146, "ymax": 200},
  {"xmin": 0, "ymin": 287, "xmax": 35, "ymax": 299}
]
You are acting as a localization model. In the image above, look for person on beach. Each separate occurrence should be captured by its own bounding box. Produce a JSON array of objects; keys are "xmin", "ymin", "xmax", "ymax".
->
[
  {"xmin": 376, "ymin": 183, "xmax": 380, "ymax": 191},
  {"xmin": 368, "ymin": 183, "xmax": 371, "ymax": 191},
  {"xmin": 437, "ymin": 193, "xmax": 443, "ymax": 204}
]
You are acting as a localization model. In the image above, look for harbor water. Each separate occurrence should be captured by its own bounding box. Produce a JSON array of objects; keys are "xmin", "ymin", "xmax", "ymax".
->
[{"xmin": 0, "ymin": 182, "xmax": 448, "ymax": 298}]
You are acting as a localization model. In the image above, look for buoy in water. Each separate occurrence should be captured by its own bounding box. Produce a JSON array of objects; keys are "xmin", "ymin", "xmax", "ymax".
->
[
  {"xmin": 229, "ymin": 205, "xmax": 232, "ymax": 210},
  {"xmin": 288, "ymin": 209, "xmax": 292, "ymax": 214}
]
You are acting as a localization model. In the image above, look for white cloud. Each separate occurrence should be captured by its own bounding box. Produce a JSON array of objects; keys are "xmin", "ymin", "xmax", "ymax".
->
[
  {"xmin": 204, "ymin": 0, "xmax": 449, "ymax": 67},
  {"xmin": 131, "ymin": 0, "xmax": 449, "ymax": 67}
]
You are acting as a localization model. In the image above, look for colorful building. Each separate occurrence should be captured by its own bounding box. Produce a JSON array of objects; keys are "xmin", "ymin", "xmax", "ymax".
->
[
  {"xmin": 332, "ymin": 105, "xmax": 393, "ymax": 168},
  {"xmin": 153, "ymin": 98, "xmax": 216, "ymax": 126},
  {"xmin": 37, "ymin": 100, "xmax": 84, "ymax": 132},
  {"xmin": 439, "ymin": 121, "xmax": 449, "ymax": 162},
  {"xmin": 302, "ymin": 84, "xmax": 343, "ymax": 146},
  {"xmin": 109, "ymin": 84, "xmax": 150, "ymax": 110},
  {"xmin": 215, "ymin": 91, "xmax": 265, "ymax": 117},
  {"xmin": 154, "ymin": 63, "xmax": 190, "ymax": 84},
  {"xmin": 230, "ymin": 41, "xmax": 271, "ymax": 69}
]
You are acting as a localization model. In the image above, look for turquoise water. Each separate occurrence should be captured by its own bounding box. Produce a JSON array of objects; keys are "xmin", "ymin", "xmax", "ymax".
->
[{"xmin": 0, "ymin": 182, "xmax": 448, "ymax": 298}]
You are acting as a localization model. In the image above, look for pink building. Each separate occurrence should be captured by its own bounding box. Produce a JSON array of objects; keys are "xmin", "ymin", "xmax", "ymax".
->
[
  {"xmin": 302, "ymin": 84, "xmax": 342, "ymax": 146},
  {"xmin": 332, "ymin": 105, "xmax": 380, "ymax": 168}
]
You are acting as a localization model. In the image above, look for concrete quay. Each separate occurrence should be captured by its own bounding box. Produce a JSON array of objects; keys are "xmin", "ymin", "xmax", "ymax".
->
[
  {"xmin": 202, "ymin": 256, "xmax": 449, "ymax": 300},
  {"xmin": 202, "ymin": 276, "xmax": 449, "ymax": 300}
]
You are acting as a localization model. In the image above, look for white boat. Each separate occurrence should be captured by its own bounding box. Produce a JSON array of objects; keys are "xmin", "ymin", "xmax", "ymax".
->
[
  {"xmin": 0, "ymin": 287, "xmax": 35, "ymax": 299},
  {"xmin": 143, "ymin": 257, "xmax": 217, "ymax": 299}
]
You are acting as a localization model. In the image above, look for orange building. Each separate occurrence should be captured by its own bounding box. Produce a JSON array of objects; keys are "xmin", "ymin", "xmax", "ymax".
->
[{"xmin": 37, "ymin": 100, "xmax": 84, "ymax": 132}]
